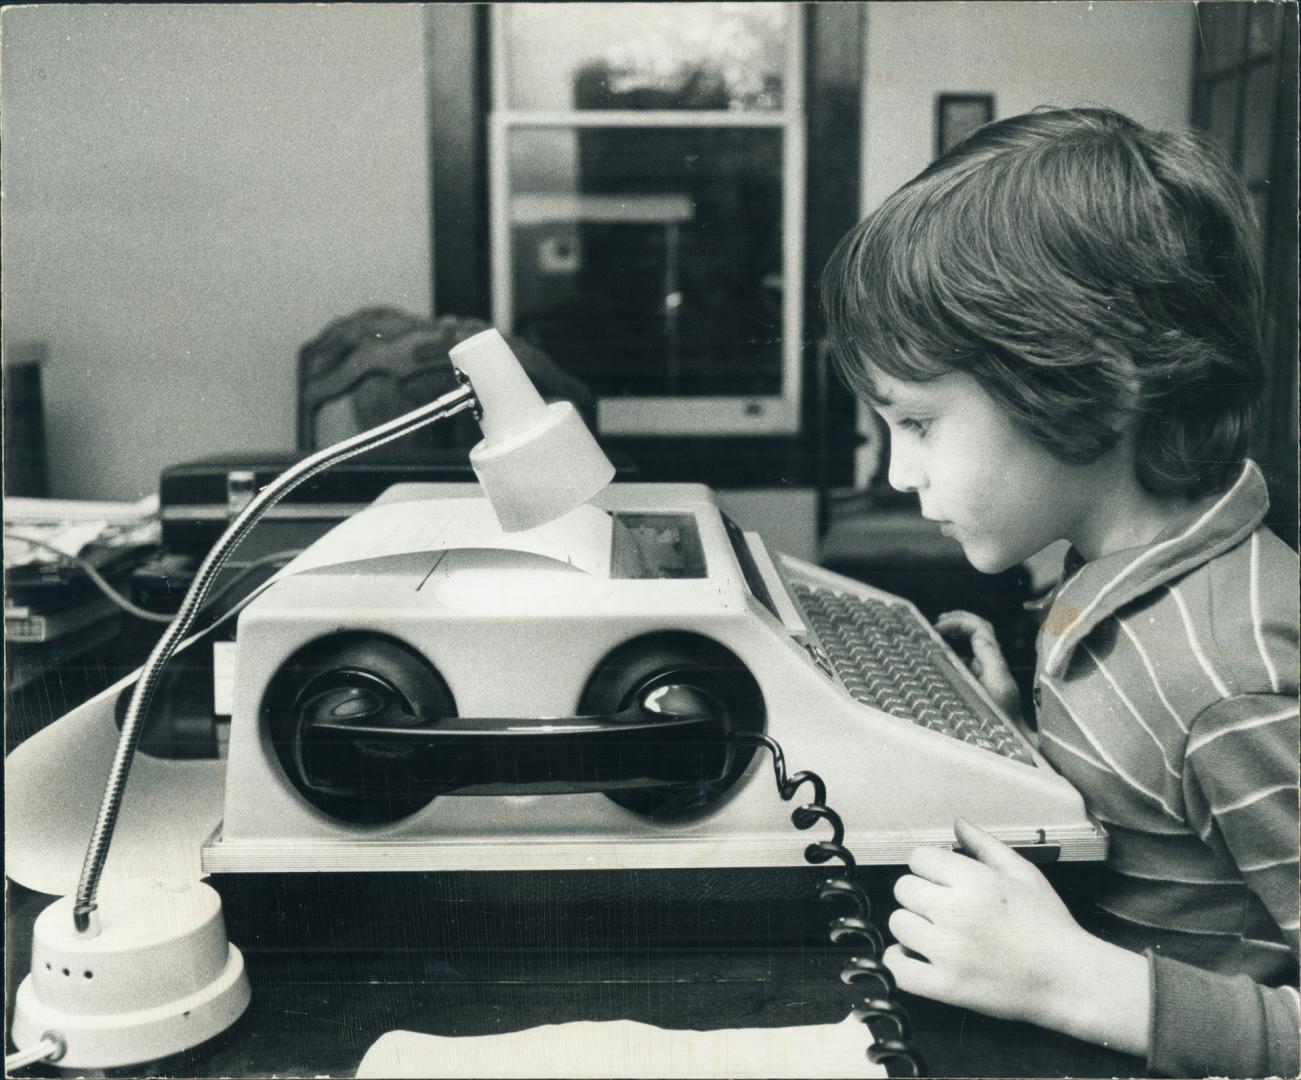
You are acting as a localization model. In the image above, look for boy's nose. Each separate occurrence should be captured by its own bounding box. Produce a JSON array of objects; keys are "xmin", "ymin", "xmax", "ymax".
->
[{"xmin": 887, "ymin": 444, "xmax": 923, "ymax": 493}]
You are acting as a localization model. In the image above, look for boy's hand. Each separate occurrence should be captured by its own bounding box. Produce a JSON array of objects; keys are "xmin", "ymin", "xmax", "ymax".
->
[
  {"xmin": 883, "ymin": 819, "xmax": 1090, "ymax": 1027},
  {"xmin": 934, "ymin": 610, "xmax": 1022, "ymax": 721},
  {"xmin": 884, "ymin": 820, "xmax": 1152, "ymax": 1056}
]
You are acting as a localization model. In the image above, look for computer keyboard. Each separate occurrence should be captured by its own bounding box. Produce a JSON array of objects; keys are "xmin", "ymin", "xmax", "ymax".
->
[{"xmin": 790, "ymin": 581, "xmax": 1034, "ymax": 765}]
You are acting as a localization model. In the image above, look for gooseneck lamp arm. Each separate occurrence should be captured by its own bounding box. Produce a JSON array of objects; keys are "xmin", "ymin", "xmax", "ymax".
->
[{"xmin": 72, "ymin": 377, "xmax": 480, "ymax": 934}]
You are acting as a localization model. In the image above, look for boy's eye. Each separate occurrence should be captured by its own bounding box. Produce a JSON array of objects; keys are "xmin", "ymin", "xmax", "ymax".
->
[{"xmin": 897, "ymin": 417, "xmax": 931, "ymax": 437}]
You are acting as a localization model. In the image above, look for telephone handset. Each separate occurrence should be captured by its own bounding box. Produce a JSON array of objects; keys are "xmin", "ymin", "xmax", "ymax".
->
[{"xmin": 267, "ymin": 632, "xmax": 764, "ymax": 822}]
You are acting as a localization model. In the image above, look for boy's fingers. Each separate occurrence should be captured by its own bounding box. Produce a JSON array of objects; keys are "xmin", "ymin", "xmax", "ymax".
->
[
  {"xmin": 882, "ymin": 943, "xmax": 941, "ymax": 998},
  {"xmin": 952, "ymin": 818, "xmax": 1025, "ymax": 874},
  {"xmin": 967, "ymin": 626, "xmax": 1008, "ymax": 666},
  {"xmin": 893, "ymin": 873, "xmax": 946, "ymax": 921},
  {"xmin": 908, "ymin": 843, "xmax": 980, "ymax": 886},
  {"xmin": 936, "ymin": 610, "xmax": 992, "ymax": 635},
  {"xmin": 935, "ymin": 611, "xmax": 978, "ymax": 642},
  {"xmin": 887, "ymin": 907, "xmax": 936, "ymax": 954}
]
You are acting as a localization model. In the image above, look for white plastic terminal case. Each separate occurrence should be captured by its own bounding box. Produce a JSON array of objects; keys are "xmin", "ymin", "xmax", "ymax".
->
[{"xmin": 205, "ymin": 482, "xmax": 1105, "ymax": 874}]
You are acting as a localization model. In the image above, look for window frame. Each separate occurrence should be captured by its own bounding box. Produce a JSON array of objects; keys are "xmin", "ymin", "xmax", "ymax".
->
[
  {"xmin": 426, "ymin": 3, "xmax": 863, "ymax": 491},
  {"xmin": 486, "ymin": 3, "xmax": 807, "ymax": 437}
]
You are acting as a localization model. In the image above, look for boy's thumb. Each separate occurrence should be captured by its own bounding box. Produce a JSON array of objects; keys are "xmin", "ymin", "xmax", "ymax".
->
[{"xmin": 953, "ymin": 818, "xmax": 1022, "ymax": 871}]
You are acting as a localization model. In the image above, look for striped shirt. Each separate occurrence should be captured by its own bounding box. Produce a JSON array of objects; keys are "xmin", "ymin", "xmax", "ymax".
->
[{"xmin": 1035, "ymin": 460, "xmax": 1299, "ymax": 1078}]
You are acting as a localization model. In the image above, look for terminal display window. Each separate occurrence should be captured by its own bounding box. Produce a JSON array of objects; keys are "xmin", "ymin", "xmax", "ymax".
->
[
  {"xmin": 610, "ymin": 513, "xmax": 707, "ymax": 580},
  {"xmin": 489, "ymin": 3, "xmax": 805, "ymax": 437}
]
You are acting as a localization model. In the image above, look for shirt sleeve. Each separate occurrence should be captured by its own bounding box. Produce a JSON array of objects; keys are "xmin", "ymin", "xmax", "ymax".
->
[
  {"xmin": 1148, "ymin": 954, "xmax": 1299, "ymax": 1078},
  {"xmin": 1146, "ymin": 692, "xmax": 1300, "ymax": 1078}
]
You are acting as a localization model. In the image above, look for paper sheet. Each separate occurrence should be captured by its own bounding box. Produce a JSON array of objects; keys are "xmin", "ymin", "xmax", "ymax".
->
[
  {"xmin": 4, "ymin": 493, "xmax": 159, "ymax": 525},
  {"xmin": 357, "ymin": 1014, "xmax": 887, "ymax": 1079},
  {"xmin": 277, "ymin": 498, "xmax": 614, "ymax": 580},
  {"xmin": 4, "ymin": 675, "xmax": 226, "ymax": 896},
  {"xmin": 5, "ymin": 494, "xmax": 161, "ymax": 564}
]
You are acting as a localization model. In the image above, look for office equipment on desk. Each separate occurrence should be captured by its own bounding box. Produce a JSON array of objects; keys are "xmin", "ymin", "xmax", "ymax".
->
[
  {"xmin": 201, "ymin": 476, "xmax": 1090, "ymax": 1076},
  {"xmin": 157, "ymin": 451, "xmax": 635, "ymax": 559},
  {"xmin": 158, "ymin": 448, "xmax": 482, "ymax": 558},
  {"xmin": 5, "ymin": 595, "xmax": 118, "ymax": 643},
  {"xmin": 5, "ymin": 495, "xmax": 161, "ymax": 651},
  {"xmin": 203, "ymin": 481, "xmax": 1102, "ymax": 876}
]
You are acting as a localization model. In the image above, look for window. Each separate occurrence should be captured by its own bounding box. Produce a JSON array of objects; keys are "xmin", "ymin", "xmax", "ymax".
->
[
  {"xmin": 487, "ymin": 3, "xmax": 805, "ymax": 437},
  {"xmin": 1191, "ymin": 2, "xmax": 1298, "ymax": 547}
]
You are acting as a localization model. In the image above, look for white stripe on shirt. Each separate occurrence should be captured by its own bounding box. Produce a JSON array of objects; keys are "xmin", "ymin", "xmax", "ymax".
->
[
  {"xmin": 1187, "ymin": 704, "xmax": 1300, "ymax": 755},
  {"xmin": 1212, "ymin": 783, "xmax": 1298, "ymax": 817},
  {"xmin": 1094, "ymin": 900, "xmax": 1247, "ymax": 938},
  {"xmin": 1083, "ymin": 642, "xmax": 1180, "ymax": 777},
  {"xmin": 1168, "ymin": 583, "xmax": 1231, "ymax": 698},
  {"xmin": 1240, "ymin": 853, "xmax": 1301, "ymax": 873},
  {"xmin": 1117, "ymin": 617, "xmax": 1187, "ymax": 732},
  {"xmin": 1109, "ymin": 864, "xmax": 1241, "ymax": 886},
  {"xmin": 1042, "ymin": 678, "xmax": 1184, "ymax": 821},
  {"xmin": 1089, "ymin": 811, "xmax": 1196, "ymax": 837},
  {"xmin": 1040, "ymin": 726, "xmax": 1112, "ymax": 774},
  {"xmin": 1249, "ymin": 532, "xmax": 1282, "ymax": 694},
  {"xmin": 1243, "ymin": 937, "xmax": 1297, "ymax": 953},
  {"xmin": 1044, "ymin": 466, "xmax": 1251, "ymax": 673}
]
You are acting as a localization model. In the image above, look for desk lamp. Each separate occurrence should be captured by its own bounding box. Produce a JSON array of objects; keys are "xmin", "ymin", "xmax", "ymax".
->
[{"xmin": 9, "ymin": 329, "xmax": 615, "ymax": 1070}]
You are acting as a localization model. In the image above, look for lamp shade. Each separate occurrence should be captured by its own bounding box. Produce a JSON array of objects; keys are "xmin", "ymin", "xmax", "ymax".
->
[{"xmin": 449, "ymin": 329, "xmax": 615, "ymax": 532}]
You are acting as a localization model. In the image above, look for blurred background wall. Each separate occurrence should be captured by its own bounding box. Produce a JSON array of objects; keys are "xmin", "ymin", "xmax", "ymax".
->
[
  {"xmin": 861, "ymin": 2, "xmax": 1194, "ymax": 212},
  {"xmin": 1, "ymin": 5, "xmax": 430, "ymax": 499}
]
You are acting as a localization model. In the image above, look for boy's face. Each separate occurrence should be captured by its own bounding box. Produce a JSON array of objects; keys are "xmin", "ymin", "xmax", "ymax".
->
[{"xmin": 870, "ymin": 369, "xmax": 1106, "ymax": 574}]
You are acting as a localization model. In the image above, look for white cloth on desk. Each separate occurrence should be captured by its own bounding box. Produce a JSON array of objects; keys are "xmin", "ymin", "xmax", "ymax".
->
[{"xmin": 357, "ymin": 1013, "xmax": 886, "ymax": 1078}]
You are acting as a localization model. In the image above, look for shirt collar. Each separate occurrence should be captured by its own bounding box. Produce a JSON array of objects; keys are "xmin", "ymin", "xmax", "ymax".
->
[{"xmin": 1039, "ymin": 460, "xmax": 1270, "ymax": 678}]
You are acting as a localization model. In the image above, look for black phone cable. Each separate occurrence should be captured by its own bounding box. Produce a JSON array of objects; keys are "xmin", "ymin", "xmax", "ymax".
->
[{"xmin": 730, "ymin": 731, "xmax": 927, "ymax": 1078}]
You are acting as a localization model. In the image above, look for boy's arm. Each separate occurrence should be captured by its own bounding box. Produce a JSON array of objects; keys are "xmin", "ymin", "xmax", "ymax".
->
[
  {"xmin": 1146, "ymin": 954, "xmax": 1299, "ymax": 1078},
  {"xmin": 1147, "ymin": 691, "xmax": 1301, "ymax": 1078}
]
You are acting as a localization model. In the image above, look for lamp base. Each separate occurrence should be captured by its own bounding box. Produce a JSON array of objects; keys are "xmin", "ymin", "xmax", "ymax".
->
[{"xmin": 10, "ymin": 879, "xmax": 250, "ymax": 1069}]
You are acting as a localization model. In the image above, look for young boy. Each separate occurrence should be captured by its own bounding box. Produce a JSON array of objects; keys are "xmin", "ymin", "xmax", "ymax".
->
[{"xmin": 821, "ymin": 107, "xmax": 1299, "ymax": 1077}]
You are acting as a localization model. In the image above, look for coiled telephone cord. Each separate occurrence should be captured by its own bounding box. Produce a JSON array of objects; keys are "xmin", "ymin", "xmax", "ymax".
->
[{"xmin": 730, "ymin": 732, "xmax": 927, "ymax": 1078}]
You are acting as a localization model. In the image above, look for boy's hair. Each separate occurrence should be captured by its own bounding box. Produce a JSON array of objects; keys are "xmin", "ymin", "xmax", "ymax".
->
[{"xmin": 821, "ymin": 107, "xmax": 1265, "ymax": 498}]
